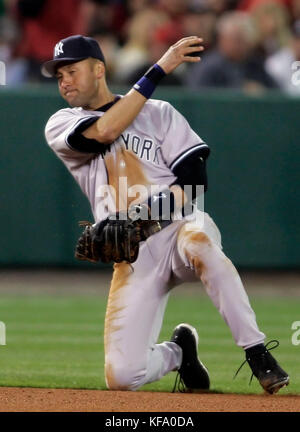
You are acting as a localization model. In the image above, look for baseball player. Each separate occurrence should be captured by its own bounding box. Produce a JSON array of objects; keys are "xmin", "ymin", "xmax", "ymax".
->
[{"xmin": 43, "ymin": 35, "xmax": 289, "ymax": 394}]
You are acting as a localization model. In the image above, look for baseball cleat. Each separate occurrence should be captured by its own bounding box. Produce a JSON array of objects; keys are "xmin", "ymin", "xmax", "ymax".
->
[
  {"xmin": 171, "ymin": 323, "xmax": 210, "ymax": 393},
  {"xmin": 245, "ymin": 341, "xmax": 289, "ymax": 394},
  {"xmin": 235, "ymin": 340, "xmax": 289, "ymax": 394}
]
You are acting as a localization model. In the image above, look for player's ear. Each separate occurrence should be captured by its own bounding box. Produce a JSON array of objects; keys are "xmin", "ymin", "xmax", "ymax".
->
[{"xmin": 94, "ymin": 60, "xmax": 105, "ymax": 79}]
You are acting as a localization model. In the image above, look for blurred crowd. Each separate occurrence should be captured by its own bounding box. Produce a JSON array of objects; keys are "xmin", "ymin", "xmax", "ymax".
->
[{"xmin": 1, "ymin": 0, "xmax": 300, "ymax": 94}]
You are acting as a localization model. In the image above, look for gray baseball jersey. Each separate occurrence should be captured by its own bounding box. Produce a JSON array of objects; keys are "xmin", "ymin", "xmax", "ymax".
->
[{"xmin": 45, "ymin": 97, "xmax": 207, "ymax": 222}]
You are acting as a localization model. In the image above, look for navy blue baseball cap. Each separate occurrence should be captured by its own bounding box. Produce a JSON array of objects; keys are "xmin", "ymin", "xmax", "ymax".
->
[{"xmin": 41, "ymin": 35, "xmax": 105, "ymax": 78}]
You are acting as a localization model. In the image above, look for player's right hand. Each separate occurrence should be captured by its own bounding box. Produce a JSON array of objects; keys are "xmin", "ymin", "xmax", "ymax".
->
[{"xmin": 156, "ymin": 36, "xmax": 204, "ymax": 75}]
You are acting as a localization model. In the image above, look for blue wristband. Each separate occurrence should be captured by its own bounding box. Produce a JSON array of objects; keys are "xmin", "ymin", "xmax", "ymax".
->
[
  {"xmin": 133, "ymin": 64, "xmax": 166, "ymax": 99},
  {"xmin": 133, "ymin": 76, "xmax": 156, "ymax": 99},
  {"xmin": 145, "ymin": 63, "xmax": 166, "ymax": 83}
]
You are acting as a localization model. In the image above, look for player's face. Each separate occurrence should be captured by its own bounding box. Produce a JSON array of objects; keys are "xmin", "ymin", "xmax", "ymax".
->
[{"xmin": 56, "ymin": 59, "xmax": 103, "ymax": 108}]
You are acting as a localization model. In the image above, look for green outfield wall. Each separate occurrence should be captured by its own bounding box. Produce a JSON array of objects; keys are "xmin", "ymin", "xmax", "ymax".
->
[{"xmin": 0, "ymin": 86, "xmax": 299, "ymax": 268}]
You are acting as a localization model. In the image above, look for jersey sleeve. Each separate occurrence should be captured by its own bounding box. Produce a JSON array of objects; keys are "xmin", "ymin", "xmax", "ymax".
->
[
  {"xmin": 159, "ymin": 102, "xmax": 209, "ymax": 171},
  {"xmin": 45, "ymin": 108, "xmax": 106, "ymax": 168}
]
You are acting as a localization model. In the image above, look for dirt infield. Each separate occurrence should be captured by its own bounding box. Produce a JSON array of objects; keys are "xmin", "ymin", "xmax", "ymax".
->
[
  {"xmin": 1, "ymin": 269, "xmax": 300, "ymax": 296},
  {"xmin": 0, "ymin": 387, "xmax": 299, "ymax": 412}
]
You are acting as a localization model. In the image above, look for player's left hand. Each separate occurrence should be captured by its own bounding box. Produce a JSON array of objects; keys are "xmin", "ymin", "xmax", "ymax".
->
[{"xmin": 75, "ymin": 206, "xmax": 162, "ymax": 264}]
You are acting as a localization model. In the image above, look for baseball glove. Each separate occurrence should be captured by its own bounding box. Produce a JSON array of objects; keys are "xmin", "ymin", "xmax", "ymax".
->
[{"xmin": 75, "ymin": 204, "xmax": 162, "ymax": 264}]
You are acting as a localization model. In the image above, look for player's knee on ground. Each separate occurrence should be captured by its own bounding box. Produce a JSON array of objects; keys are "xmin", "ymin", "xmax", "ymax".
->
[{"xmin": 105, "ymin": 360, "xmax": 147, "ymax": 391}]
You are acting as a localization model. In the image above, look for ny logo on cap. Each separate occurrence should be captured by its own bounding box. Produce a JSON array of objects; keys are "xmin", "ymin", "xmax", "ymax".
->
[{"xmin": 54, "ymin": 41, "xmax": 64, "ymax": 57}]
